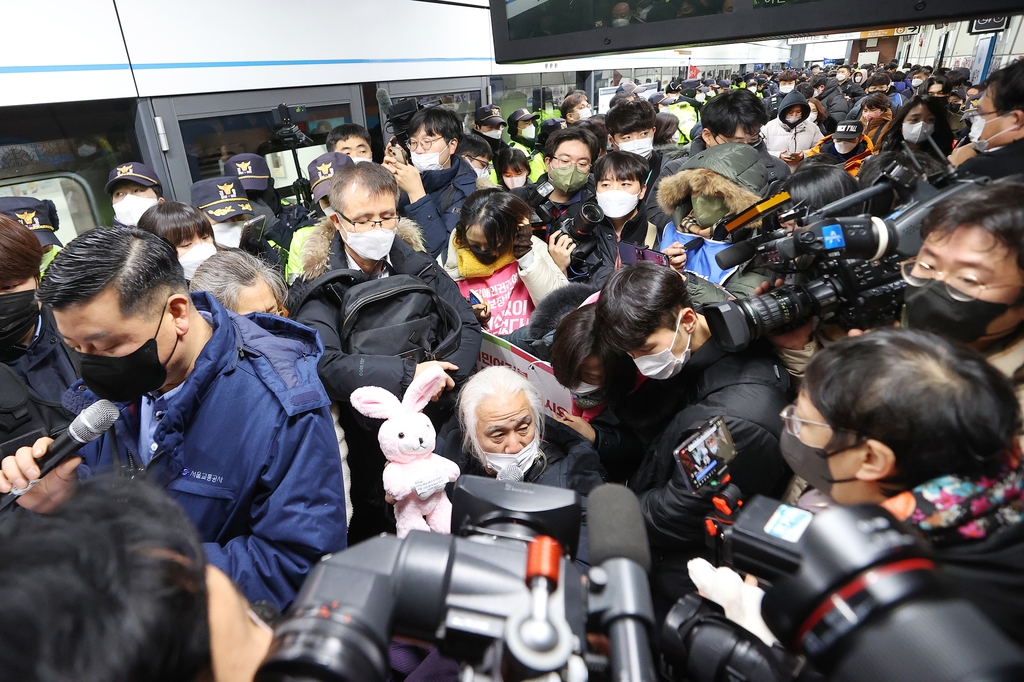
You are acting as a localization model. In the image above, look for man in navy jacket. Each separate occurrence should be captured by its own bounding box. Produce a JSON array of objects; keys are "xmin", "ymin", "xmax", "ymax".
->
[{"xmin": 0, "ymin": 226, "xmax": 347, "ymax": 610}]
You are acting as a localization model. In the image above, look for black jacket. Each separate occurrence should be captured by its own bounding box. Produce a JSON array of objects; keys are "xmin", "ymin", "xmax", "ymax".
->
[
  {"xmin": 838, "ymin": 79, "xmax": 865, "ymax": 102},
  {"xmin": 817, "ymin": 80, "xmax": 852, "ymax": 134},
  {"xmin": 629, "ymin": 339, "xmax": 790, "ymax": 609},
  {"xmin": 291, "ymin": 234, "xmax": 482, "ymax": 541},
  {"xmin": 957, "ymin": 138, "xmax": 1024, "ymax": 181},
  {"xmin": 0, "ymin": 305, "xmax": 79, "ymax": 404},
  {"xmin": 436, "ymin": 415, "xmax": 606, "ymax": 497}
]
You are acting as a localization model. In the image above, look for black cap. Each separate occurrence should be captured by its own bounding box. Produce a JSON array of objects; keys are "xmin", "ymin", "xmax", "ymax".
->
[
  {"xmin": 225, "ymin": 153, "xmax": 272, "ymax": 192},
  {"xmin": 475, "ymin": 105, "xmax": 505, "ymax": 126},
  {"xmin": 833, "ymin": 120, "xmax": 864, "ymax": 140},
  {"xmin": 307, "ymin": 152, "xmax": 353, "ymax": 204},
  {"xmin": 0, "ymin": 196, "xmax": 62, "ymax": 247},
  {"xmin": 190, "ymin": 177, "xmax": 253, "ymax": 222},
  {"xmin": 508, "ymin": 108, "xmax": 539, "ymax": 125},
  {"xmin": 540, "ymin": 118, "xmax": 568, "ymax": 136},
  {"xmin": 104, "ymin": 161, "xmax": 162, "ymax": 194}
]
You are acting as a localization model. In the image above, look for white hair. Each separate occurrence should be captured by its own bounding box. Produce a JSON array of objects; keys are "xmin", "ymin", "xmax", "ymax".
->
[
  {"xmin": 188, "ymin": 249, "xmax": 287, "ymax": 314},
  {"xmin": 458, "ymin": 366, "xmax": 545, "ymax": 463}
]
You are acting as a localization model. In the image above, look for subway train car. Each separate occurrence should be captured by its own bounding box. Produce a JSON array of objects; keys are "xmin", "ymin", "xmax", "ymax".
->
[{"xmin": 0, "ymin": 0, "xmax": 796, "ymax": 242}]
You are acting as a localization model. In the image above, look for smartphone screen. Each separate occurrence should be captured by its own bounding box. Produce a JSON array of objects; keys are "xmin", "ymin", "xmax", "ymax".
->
[
  {"xmin": 618, "ymin": 242, "xmax": 670, "ymax": 267},
  {"xmin": 239, "ymin": 215, "xmax": 267, "ymax": 245},
  {"xmin": 673, "ymin": 417, "xmax": 738, "ymax": 492},
  {"xmin": 468, "ymin": 291, "xmax": 482, "ymax": 305}
]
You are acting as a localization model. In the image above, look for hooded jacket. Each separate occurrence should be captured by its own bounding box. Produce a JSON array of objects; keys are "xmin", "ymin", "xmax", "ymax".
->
[
  {"xmin": 763, "ymin": 91, "xmax": 824, "ymax": 158},
  {"xmin": 62, "ymin": 293, "xmax": 347, "ymax": 609},
  {"xmin": 400, "ymin": 155, "xmax": 479, "ymax": 259},
  {"xmin": 290, "ymin": 218, "xmax": 482, "ymax": 542}
]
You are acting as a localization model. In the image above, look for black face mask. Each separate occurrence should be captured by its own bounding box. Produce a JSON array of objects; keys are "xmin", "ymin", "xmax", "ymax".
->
[
  {"xmin": 0, "ymin": 289, "xmax": 40, "ymax": 351},
  {"xmin": 78, "ymin": 306, "xmax": 179, "ymax": 403},
  {"xmin": 469, "ymin": 245, "xmax": 500, "ymax": 265},
  {"xmin": 779, "ymin": 431, "xmax": 858, "ymax": 498},
  {"xmin": 948, "ymin": 103, "xmax": 963, "ymax": 114},
  {"xmin": 904, "ymin": 280, "xmax": 1012, "ymax": 344}
]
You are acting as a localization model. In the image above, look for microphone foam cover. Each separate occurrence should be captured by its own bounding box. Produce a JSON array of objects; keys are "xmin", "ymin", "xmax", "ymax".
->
[
  {"xmin": 715, "ymin": 240, "xmax": 758, "ymax": 270},
  {"xmin": 588, "ymin": 484, "xmax": 651, "ymax": 572}
]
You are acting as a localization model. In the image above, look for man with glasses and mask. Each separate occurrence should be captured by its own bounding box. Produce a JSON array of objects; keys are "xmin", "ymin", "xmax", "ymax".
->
[
  {"xmin": 383, "ymin": 106, "xmax": 478, "ymax": 258},
  {"xmin": 951, "ymin": 61, "xmax": 1024, "ymax": 179},
  {"xmin": 0, "ymin": 226, "xmax": 347, "ymax": 611},
  {"xmin": 290, "ymin": 162, "xmax": 481, "ymax": 542}
]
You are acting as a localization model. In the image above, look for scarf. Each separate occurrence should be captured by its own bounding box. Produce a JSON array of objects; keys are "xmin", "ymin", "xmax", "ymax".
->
[
  {"xmin": 882, "ymin": 448, "xmax": 1024, "ymax": 546},
  {"xmin": 455, "ymin": 246, "xmax": 516, "ymax": 279}
]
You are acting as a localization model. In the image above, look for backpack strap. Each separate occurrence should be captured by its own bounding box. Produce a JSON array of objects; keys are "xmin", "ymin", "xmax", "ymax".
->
[
  {"xmin": 437, "ymin": 183, "xmax": 461, "ymax": 216},
  {"xmin": 288, "ymin": 267, "xmax": 367, "ymax": 315}
]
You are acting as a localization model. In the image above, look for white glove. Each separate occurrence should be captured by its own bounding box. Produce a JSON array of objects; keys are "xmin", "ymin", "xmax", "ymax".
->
[
  {"xmin": 414, "ymin": 472, "xmax": 448, "ymax": 500},
  {"xmin": 687, "ymin": 558, "xmax": 778, "ymax": 646}
]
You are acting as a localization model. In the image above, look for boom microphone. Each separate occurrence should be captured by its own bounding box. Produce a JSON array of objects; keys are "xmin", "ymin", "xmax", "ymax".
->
[
  {"xmin": 587, "ymin": 484, "xmax": 656, "ymax": 682},
  {"xmin": 376, "ymin": 87, "xmax": 393, "ymax": 116},
  {"xmin": 0, "ymin": 399, "xmax": 120, "ymax": 511},
  {"xmin": 715, "ymin": 239, "xmax": 759, "ymax": 270}
]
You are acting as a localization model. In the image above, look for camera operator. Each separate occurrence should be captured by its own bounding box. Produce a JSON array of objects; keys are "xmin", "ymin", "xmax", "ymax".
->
[
  {"xmin": 781, "ymin": 328, "xmax": 1024, "ymax": 643},
  {"xmin": 383, "ymin": 106, "xmax": 478, "ymax": 259},
  {"xmin": 0, "ymin": 226, "xmax": 347, "ymax": 609},
  {"xmin": 596, "ymin": 263, "xmax": 789, "ymax": 609},
  {"xmin": 0, "ymin": 478, "xmax": 274, "ymax": 682},
  {"xmin": 436, "ymin": 365, "xmax": 604, "ymax": 496},
  {"xmin": 951, "ymin": 60, "xmax": 1024, "ymax": 179}
]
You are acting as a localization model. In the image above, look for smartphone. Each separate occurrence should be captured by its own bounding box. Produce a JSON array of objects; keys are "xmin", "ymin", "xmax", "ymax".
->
[
  {"xmin": 239, "ymin": 215, "xmax": 267, "ymax": 246},
  {"xmin": 673, "ymin": 417, "xmax": 738, "ymax": 493},
  {"xmin": 468, "ymin": 291, "xmax": 482, "ymax": 306},
  {"xmin": 618, "ymin": 242, "xmax": 670, "ymax": 267}
]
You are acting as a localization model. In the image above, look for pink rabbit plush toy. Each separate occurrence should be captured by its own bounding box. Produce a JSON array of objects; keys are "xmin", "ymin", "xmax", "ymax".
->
[{"xmin": 350, "ymin": 364, "xmax": 461, "ymax": 538}]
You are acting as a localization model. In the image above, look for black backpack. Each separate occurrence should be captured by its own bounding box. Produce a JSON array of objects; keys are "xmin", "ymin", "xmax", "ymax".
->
[
  {"xmin": 0, "ymin": 363, "xmax": 73, "ymax": 458},
  {"xmin": 298, "ymin": 266, "xmax": 463, "ymax": 362}
]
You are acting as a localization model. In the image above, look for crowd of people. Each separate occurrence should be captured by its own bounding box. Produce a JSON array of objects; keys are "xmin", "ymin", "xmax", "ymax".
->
[{"xmin": 0, "ymin": 55, "xmax": 1023, "ymax": 682}]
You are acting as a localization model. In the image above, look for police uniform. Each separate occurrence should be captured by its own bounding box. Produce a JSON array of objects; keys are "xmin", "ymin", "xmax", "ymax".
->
[
  {"xmin": 537, "ymin": 117, "xmax": 568, "ymax": 158},
  {"xmin": 105, "ymin": 161, "xmax": 163, "ymax": 229},
  {"xmin": 0, "ymin": 197, "xmax": 63, "ymax": 274},
  {"xmin": 506, "ymin": 108, "xmax": 546, "ymax": 183},
  {"xmin": 190, "ymin": 177, "xmax": 253, "ymax": 249}
]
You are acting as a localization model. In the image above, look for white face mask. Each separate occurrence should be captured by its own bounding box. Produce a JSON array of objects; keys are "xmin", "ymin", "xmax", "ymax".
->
[
  {"xmin": 633, "ymin": 314, "xmax": 692, "ymax": 380},
  {"xmin": 340, "ymin": 222, "xmax": 397, "ymax": 261},
  {"xmin": 473, "ymin": 166, "xmax": 490, "ymax": 180},
  {"xmin": 836, "ymin": 73, "xmax": 848, "ymax": 82},
  {"xmin": 113, "ymin": 194, "xmax": 159, "ymax": 227},
  {"xmin": 834, "ymin": 140, "xmax": 858, "ymax": 155},
  {"xmin": 504, "ymin": 174, "xmax": 528, "ymax": 189},
  {"xmin": 520, "ymin": 125, "xmax": 536, "ymax": 140},
  {"xmin": 902, "ymin": 121, "xmax": 935, "ymax": 144},
  {"xmin": 212, "ymin": 220, "xmax": 244, "ymax": 249},
  {"xmin": 785, "ymin": 113, "xmax": 803, "ymax": 126},
  {"xmin": 484, "ymin": 435, "xmax": 541, "ymax": 475},
  {"xmin": 808, "ymin": 111, "xmax": 818, "ymax": 123},
  {"xmin": 350, "ymin": 156, "xmax": 373, "ymax": 164},
  {"xmin": 970, "ymin": 113, "xmax": 1020, "ymax": 152},
  {"xmin": 481, "ymin": 129, "xmax": 503, "ymax": 140},
  {"xmin": 748, "ymin": 86, "xmax": 758, "ymax": 93},
  {"xmin": 617, "ymin": 136, "xmax": 654, "ymax": 158},
  {"xmin": 911, "ymin": 78, "xmax": 924, "ymax": 88},
  {"xmin": 577, "ymin": 107, "xmax": 593, "ymax": 121},
  {"xmin": 695, "ymin": 93, "xmax": 706, "ymax": 103},
  {"xmin": 572, "ymin": 381, "xmax": 601, "ymax": 395},
  {"xmin": 178, "ymin": 241, "xmax": 217, "ymax": 280},
  {"xmin": 597, "ymin": 188, "xmax": 641, "ymax": 218},
  {"xmin": 612, "ymin": 17, "xmax": 630, "ymax": 27},
  {"xmin": 410, "ymin": 146, "xmax": 449, "ymax": 173},
  {"xmin": 779, "ymin": 84, "xmax": 795, "ymax": 94}
]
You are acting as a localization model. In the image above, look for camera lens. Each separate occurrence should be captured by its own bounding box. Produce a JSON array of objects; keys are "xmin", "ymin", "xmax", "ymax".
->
[
  {"xmin": 578, "ymin": 202, "xmax": 604, "ymax": 226},
  {"xmin": 256, "ymin": 617, "xmax": 388, "ymax": 682},
  {"xmin": 737, "ymin": 286, "xmax": 815, "ymax": 339}
]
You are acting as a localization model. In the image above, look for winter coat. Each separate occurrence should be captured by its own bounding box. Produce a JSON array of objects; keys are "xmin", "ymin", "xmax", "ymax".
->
[
  {"xmin": 806, "ymin": 135, "xmax": 874, "ymax": 176},
  {"xmin": 439, "ymin": 229, "xmax": 568, "ymax": 309},
  {"xmin": 0, "ymin": 305, "xmax": 79, "ymax": 404},
  {"xmin": 958, "ymin": 138, "xmax": 1024, "ymax": 181},
  {"xmin": 763, "ymin": 91, "xmax": 824, "ymax": 158},
  {"xmin": 862, "ymin": 109, "xmax": 893, "ymax": 146},
  {"xmin": 629, "ymin": 339, "xmax": 790, "ymax": 610},
  {"xmin": 436, "ymin": 415, "xmax": 605, "ymax": 498},
  {"xmin": 290, "ymin": 218, "xmax": 482, "ymax": 542},
  {"xmin": 63, "ymin": 293, "xmax": 348, "ymax": 609},
  {"xmin": 817, "ymin": 80, "xmax": 852, "ymax": 133},
  {"xmin": 400, "ymin": 155, "xmax": 479, "ymax": 259}
]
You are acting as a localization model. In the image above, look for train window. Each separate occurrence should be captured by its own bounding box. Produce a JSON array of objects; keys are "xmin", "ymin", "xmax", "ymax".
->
[
  {"xmin": 0, "ymin": 176, "xmax": 99, "ymax": 245},
  {"xmin": 178, "ymin": 102, "xmax": 352, "ymax": 199},
  {"xmin": 492, "ymin": 74, "xmax": 575, "ymax": 120},
  {"xmin": 0, "ymin": 99, "xmax": 142, "ymax": 229},
  {"xmin": 506, "ymin": 0, "xmax": 734, "ymax": 40}
]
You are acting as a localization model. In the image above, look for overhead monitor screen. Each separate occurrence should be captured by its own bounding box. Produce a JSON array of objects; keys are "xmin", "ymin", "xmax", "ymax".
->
[{"xmin": 492, "ymin": 0, "xmax": 1019, "ymax": 62}]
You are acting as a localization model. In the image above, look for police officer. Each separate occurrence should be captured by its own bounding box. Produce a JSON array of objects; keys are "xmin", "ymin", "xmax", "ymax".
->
[
  {"xmin": 225, "ymin": 153, "xmax": 280, "ymax": 228},
  {"xmin": 471, "ymin": 105, "xmax": 509, "ymax": 157},
  {"xmin": 507, "ymin": 108, "xmax": 546, "ymax": 182},
  {"xmin": 282, "ymin": 152, "xmax": 355, "ymax": 284},
  {"xmin": 190, "ymin": 177, "xmax": 254, "ymax": 249},
  {"xmin": 106, "ymin": 161, "xmax": 165, "ymax": 228},
  {"xmin": 0, "ymin": 197, "xmax": 63, "ymax": 273}
]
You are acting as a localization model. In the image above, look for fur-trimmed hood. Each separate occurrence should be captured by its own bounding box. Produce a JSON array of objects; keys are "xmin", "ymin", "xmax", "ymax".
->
[
  {"xmin": 299, "ymin": 216, "xmax": 426, "ymax": 280},
  {"xmin": 657, "ymin": 143, "xmax": 766, "ymax": 227}
]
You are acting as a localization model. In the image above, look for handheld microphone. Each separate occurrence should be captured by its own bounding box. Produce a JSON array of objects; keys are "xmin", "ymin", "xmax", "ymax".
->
[
  {"xmin": 0, "ymin": 399, "xmax": 120, "ymax": 511},
  {"xmin": 497, "ymin": 463, "xmax": 525, "ymax": 482},
  {"xmin": 587, "ymin": 484, "xmax": 657, "ymax": 682}
]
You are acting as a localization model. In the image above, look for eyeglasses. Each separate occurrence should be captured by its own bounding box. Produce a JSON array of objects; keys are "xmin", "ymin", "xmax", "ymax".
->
[
  {"xmin": 779, "ymin": 405, "xmax": 863, "ymax": 454},
  {"xmin": 900, "ymin": 257, "xmax": 1024, "ymax": 302},
  {"xmin": 338, "ymin": 212, "xmax": 399, "ymax": 231},
  {"xmin": 550, "ymin": 156, "xmax": 591, "ymax": 171},
  {"xmin": 408, "ymin": 136, "xmax": 446, "ymax": 153}
]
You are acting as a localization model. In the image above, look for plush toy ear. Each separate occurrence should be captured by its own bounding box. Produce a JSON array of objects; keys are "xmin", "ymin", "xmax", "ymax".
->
[
  {"xmin": 403, "ymin": 364, "xmax": 448, "ymax": 413},
  {"xmin": 350, "ymin": 386, "xmax": 402, "ymax": 420}
]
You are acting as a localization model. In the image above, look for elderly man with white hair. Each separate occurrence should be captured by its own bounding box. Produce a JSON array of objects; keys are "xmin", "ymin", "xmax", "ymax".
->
[{"xmin": 436, "ymin": 366, "xmax": 605, "ymax": 494}]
